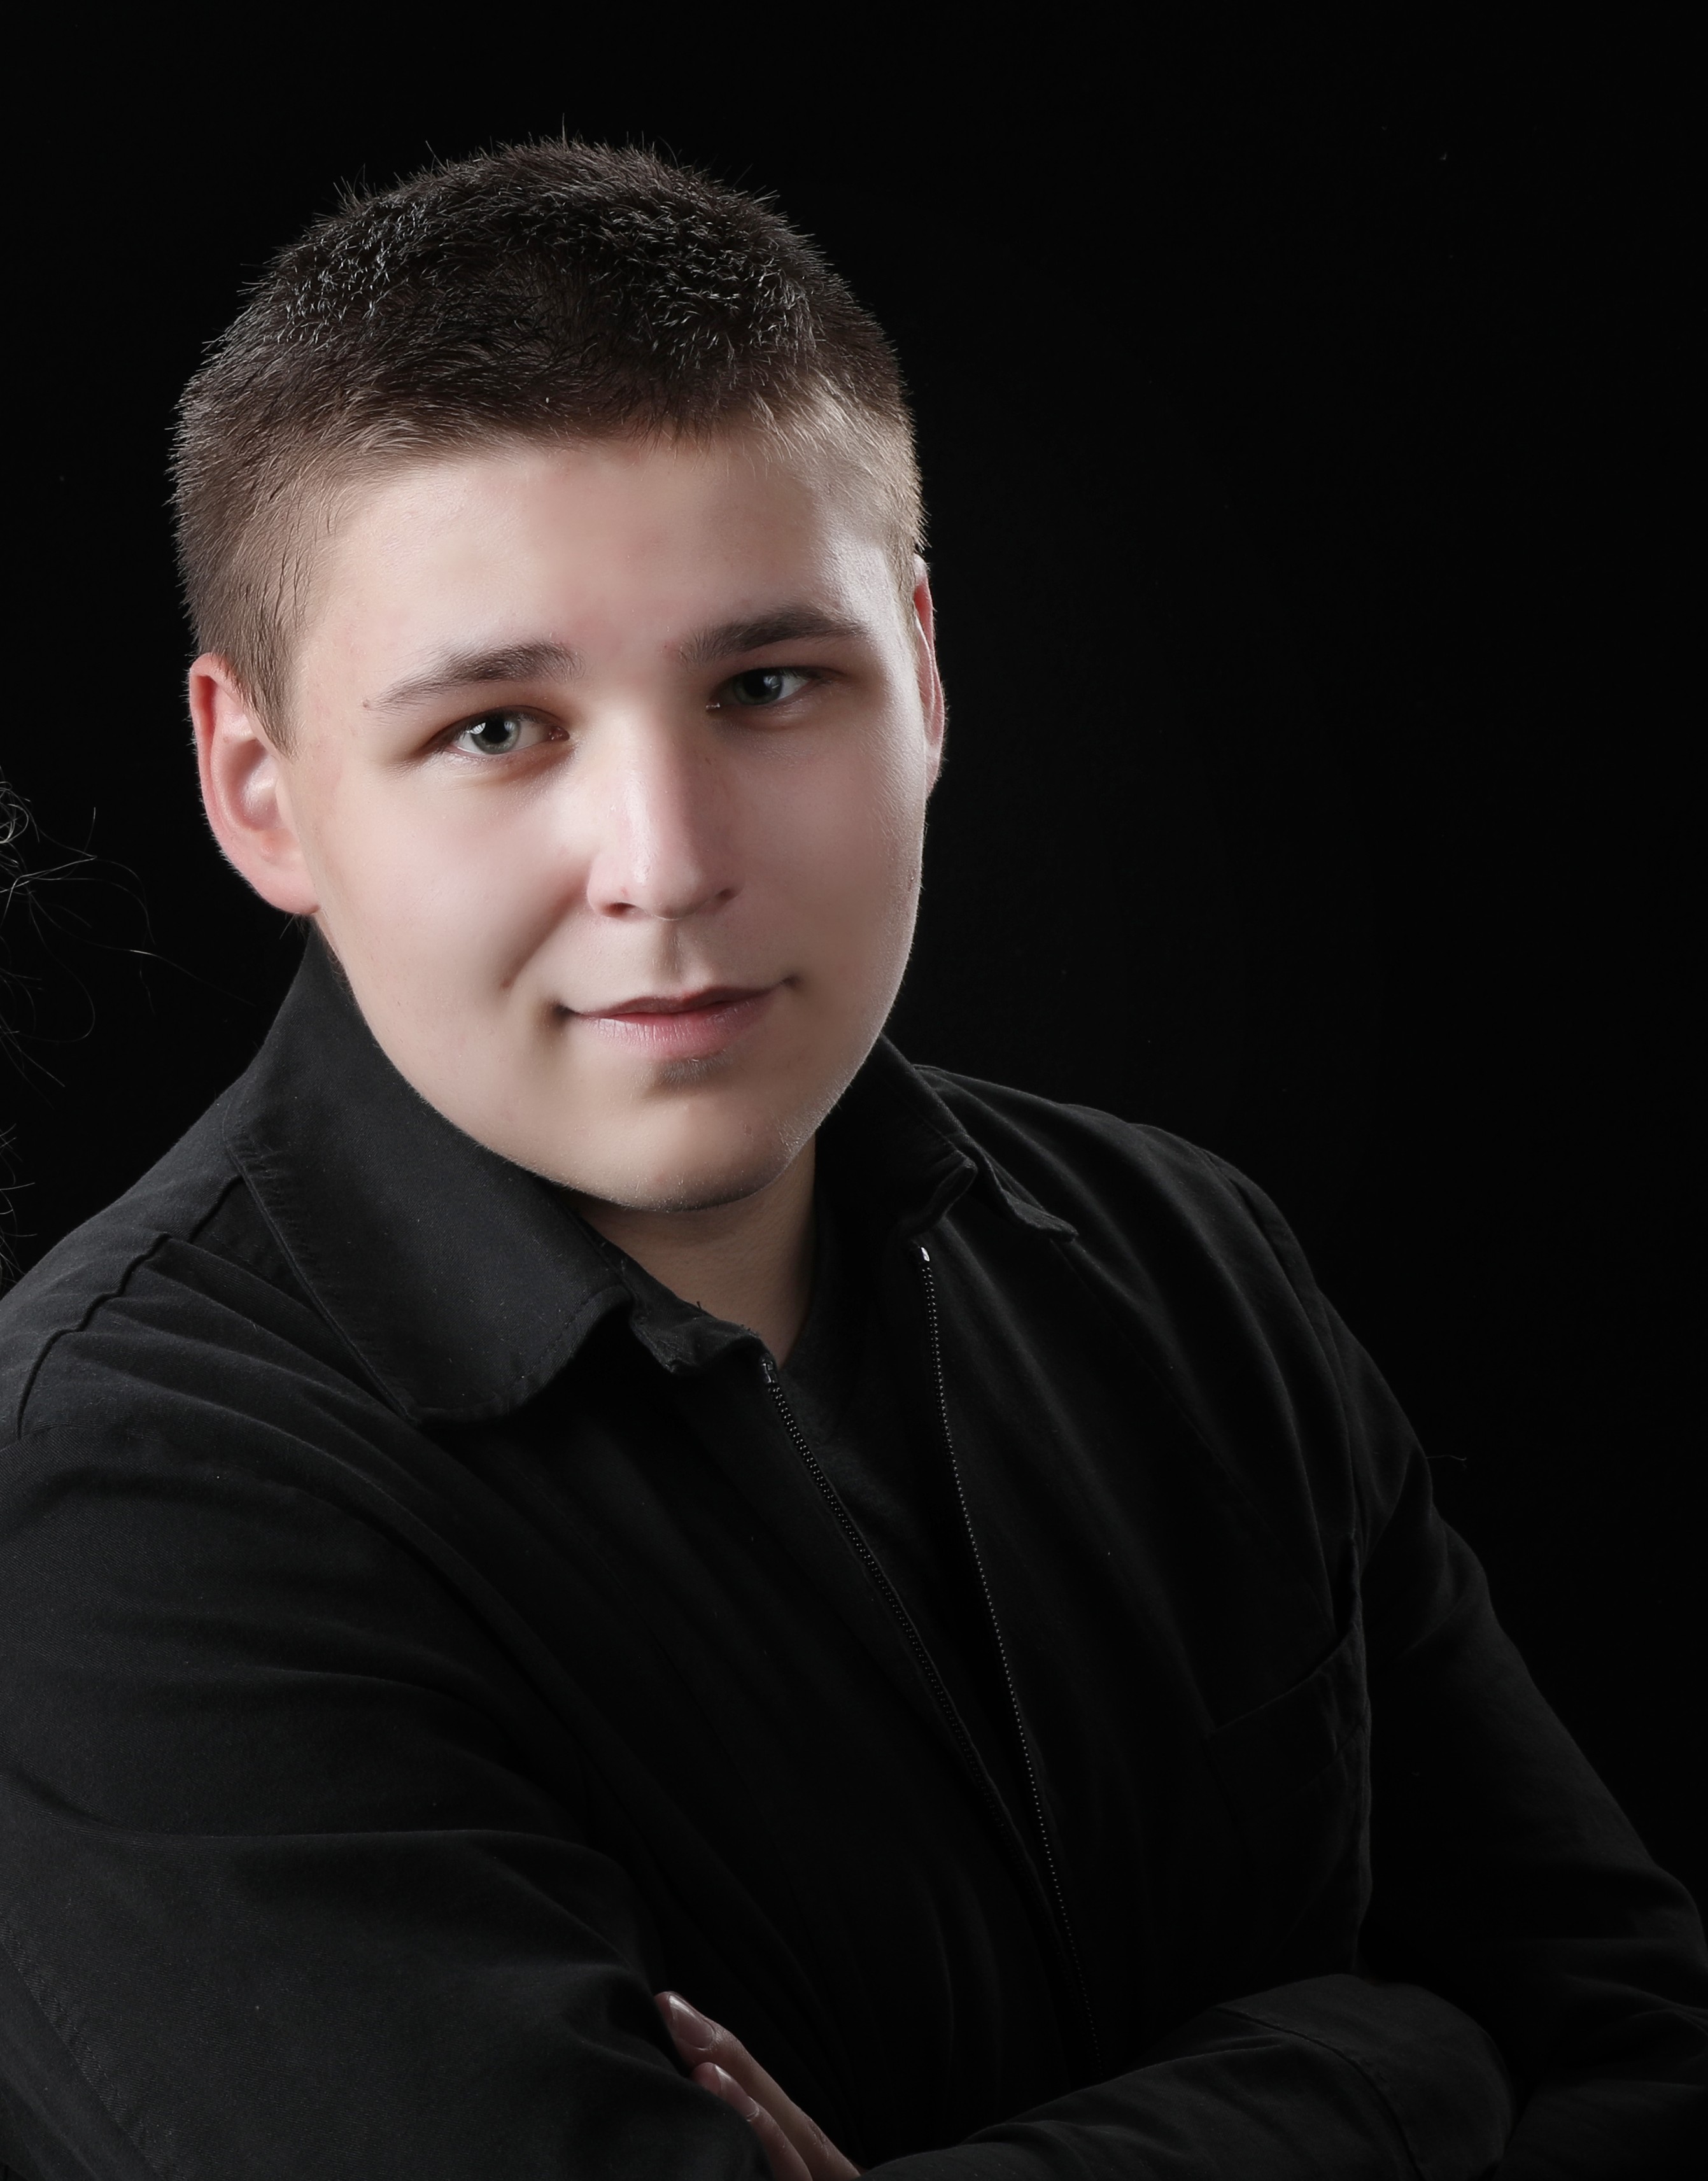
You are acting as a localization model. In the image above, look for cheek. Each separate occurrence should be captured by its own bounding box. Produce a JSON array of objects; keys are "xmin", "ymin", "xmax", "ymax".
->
[
  {"xmin": 316, "ymin": 784, "xmax": 575, "ymax": 985},
  {"xmin": 769, "ymin": 735, "xmax": 926, "ymax": 952}
]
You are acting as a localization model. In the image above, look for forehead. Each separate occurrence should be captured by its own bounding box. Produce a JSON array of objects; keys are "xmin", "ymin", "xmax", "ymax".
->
[{"xmin": 300, "ymin": 435, "xmax": 898, "ymax": 674}]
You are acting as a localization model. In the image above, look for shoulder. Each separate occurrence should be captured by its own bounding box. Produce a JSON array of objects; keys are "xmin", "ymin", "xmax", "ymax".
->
[
  {"xmin": 0, "ymin": 1092, "xmax": 372, "ymax": 1450},
  {"xmin": 915, "ymin": 1066, "xmax": 1374, "ymax": 1540},
  {"xmin": 918, "ymin": 1063, "xmax": 1320, "ymax": 1317}
]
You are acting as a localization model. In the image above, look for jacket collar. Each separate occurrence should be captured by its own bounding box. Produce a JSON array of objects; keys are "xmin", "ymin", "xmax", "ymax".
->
[{"xmin": 223, "ymin": 939, "xmax": 1059, "ymax": 1426}]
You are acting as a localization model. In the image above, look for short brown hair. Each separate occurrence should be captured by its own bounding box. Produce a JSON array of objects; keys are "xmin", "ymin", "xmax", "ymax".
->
[{"xmin": 172, "ymin": 140, "xmax": 921, "ymax": 736}]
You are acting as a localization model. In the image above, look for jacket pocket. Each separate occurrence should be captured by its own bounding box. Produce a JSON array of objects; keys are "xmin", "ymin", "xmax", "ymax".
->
[{"xmin": 1203, "ymin": 1607, "xmax": 1372, "ymax": 1963}]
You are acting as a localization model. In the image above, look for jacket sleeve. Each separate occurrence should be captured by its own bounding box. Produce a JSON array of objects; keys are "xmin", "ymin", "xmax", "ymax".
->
[
  {"xmin": 871, "ymin": 1973, "xmax": 1515, "ymax": 2178},
  {"xmin": 1239, "ymin": 1179, "xmax": 1708, "ymax": 2177},
  {"xmin": 1352, "ymin": 1387, "xmax": 1708, "ymax": 2174},
  {"xmin": 0, "ymin": 1419, "xmax": 773, "ymax": 2181}
]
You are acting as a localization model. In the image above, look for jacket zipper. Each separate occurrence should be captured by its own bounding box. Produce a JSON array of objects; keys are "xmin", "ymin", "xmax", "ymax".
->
[
  {"xmin": 759, "ymin": 1248, "xmax": 1100, "ymax": 2073},
  {"xmin": 915, "ymin": 1241, "xmax": 1100, "ymax": 2072}
]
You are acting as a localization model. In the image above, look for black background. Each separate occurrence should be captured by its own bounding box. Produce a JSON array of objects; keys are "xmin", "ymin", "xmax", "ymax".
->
[{"xmin": 3, "ymin": 24, "xmax": 1698, "ymax": 1905}]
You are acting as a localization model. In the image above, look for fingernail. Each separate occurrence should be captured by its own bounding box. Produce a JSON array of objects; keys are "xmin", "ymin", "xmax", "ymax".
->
[
  {"xmin": 711, "ymin": 2063, "xmax": 760, "ymax": 2119},
  {"xmin": 661, "ymin": 1991, "xmax": 716, "ymax": 2054}
]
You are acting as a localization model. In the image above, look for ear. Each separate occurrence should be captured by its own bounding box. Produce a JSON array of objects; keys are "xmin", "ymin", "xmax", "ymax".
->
[
  {"xmin": 190, "ymin": 656, "xmax": 320, "ymax": 915},
  {"xmin": 910, "ymin": 557, "xmax": 947, "ymax": 790}
]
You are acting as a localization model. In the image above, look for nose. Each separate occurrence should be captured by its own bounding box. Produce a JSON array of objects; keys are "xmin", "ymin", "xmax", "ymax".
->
[{"xmin": 581, "ymin": 720, "xmax": 737, "ymax": 924}]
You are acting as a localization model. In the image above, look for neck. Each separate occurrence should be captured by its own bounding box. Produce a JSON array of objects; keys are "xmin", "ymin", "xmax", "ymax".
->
[{"xmin": 572, "ymin": 1141, "xmax": 819, "ymax": 1363}]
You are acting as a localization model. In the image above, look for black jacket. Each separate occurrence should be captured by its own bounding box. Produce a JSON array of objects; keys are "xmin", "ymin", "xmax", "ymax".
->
[{"xmin": 1, "ymin": 942, "xmax": 1702, "ymax": 2179}]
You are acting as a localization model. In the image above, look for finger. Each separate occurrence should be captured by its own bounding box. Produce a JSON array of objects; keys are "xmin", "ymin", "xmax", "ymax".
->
[
  {"xmin": 656, "ymin": 1988, "xmax": 722, "ymax": 2072},
  {"xmin": 693, "ymin": 2062, "xmax": 814, "ymax": 2181},
  {"xmin": 656, "ymin": 1990, "xmax": 786, "ymax": 2105},
  {"xmin": 656, "ymin": 1994, "xmax": 861, "ymax": 2178},
  {"xmin": 658, "ymin": 1991, "xmax": 798, "ymax": 2128}
]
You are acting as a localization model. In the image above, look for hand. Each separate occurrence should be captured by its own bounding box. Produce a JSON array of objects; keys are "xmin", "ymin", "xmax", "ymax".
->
[{"xmin": 655, "ymin": 1989, "xmax": 863, "ymax": 2180}]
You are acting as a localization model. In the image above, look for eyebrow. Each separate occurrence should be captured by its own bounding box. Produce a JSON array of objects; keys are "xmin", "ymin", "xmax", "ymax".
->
[
  {"xmin": 367, "ymin": 640, "xmax": 581, "ymax": 714},
  {"xmin": 675, "ymin": 608, "xmax": 870, "ymax": 666},
  {"xmin": 365, "ymin": 609, "xmax": 868, "ymax": 714}
]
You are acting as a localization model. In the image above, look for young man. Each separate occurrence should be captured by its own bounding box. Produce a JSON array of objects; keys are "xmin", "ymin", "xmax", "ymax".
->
[{"xmin": 0, "ymin": 141, "xmax": 1701, "ymax": 2181}]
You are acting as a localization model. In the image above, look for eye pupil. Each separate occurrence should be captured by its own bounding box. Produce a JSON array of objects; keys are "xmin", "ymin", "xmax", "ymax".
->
[
  {"xmin": 466, "ymin": 712, "xmax": 521, "ymax": 754},
  {"xmin": 731, "ymin": 669, "xmax": 787, "ymax": 705}
]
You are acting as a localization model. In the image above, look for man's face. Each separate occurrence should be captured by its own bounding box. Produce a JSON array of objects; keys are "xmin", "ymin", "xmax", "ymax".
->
[{"xmin": 205, "ymin": 436, "xmax": 943, "ymax": 1210}]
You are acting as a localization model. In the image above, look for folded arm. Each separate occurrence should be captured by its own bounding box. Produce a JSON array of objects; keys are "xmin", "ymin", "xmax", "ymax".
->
[{"xmin": 670, "ymin": 1977, "xmax": 1515, "ymax": 2181}]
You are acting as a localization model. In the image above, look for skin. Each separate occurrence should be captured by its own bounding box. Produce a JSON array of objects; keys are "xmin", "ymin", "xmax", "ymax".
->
[
  {"xmin": 194, "ymin": 433, "xmax": 945, "ymax": 1360},
  {"xmin": 194, "ymin": 432, "xmax": 940, "ymax": 2173},
  {"xmin": 656, "ymin": 1992, "xmax": 862, "ymax": 2178}
]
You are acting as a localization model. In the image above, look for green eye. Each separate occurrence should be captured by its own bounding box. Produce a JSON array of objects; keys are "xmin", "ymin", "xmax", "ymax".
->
[
  {"xmin": 717, "ymin": 668, "xmax": 812, "ymax": 709},
  {"xmin": 455, "ymin": 711, "xmax": 528, "ymax": 756}
]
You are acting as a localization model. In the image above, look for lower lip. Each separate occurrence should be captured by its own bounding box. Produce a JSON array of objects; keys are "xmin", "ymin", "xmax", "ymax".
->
[{"xmin": 579, "ymin": 988, "xmax": 776, "ymax": 1061}]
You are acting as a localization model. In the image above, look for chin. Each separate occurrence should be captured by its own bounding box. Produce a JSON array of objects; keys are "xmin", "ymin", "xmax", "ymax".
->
[
  {"xmin": 551, "ymin": 1105, "xmax": 811, "ymax": 1217},
  {"xmin": 579, "ymin": 1152, "xmax": 795, "ymax": 1218},
  {"xmin": 620, "ymin": 1171, "xmax": 786, "ymax": 1217}
]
